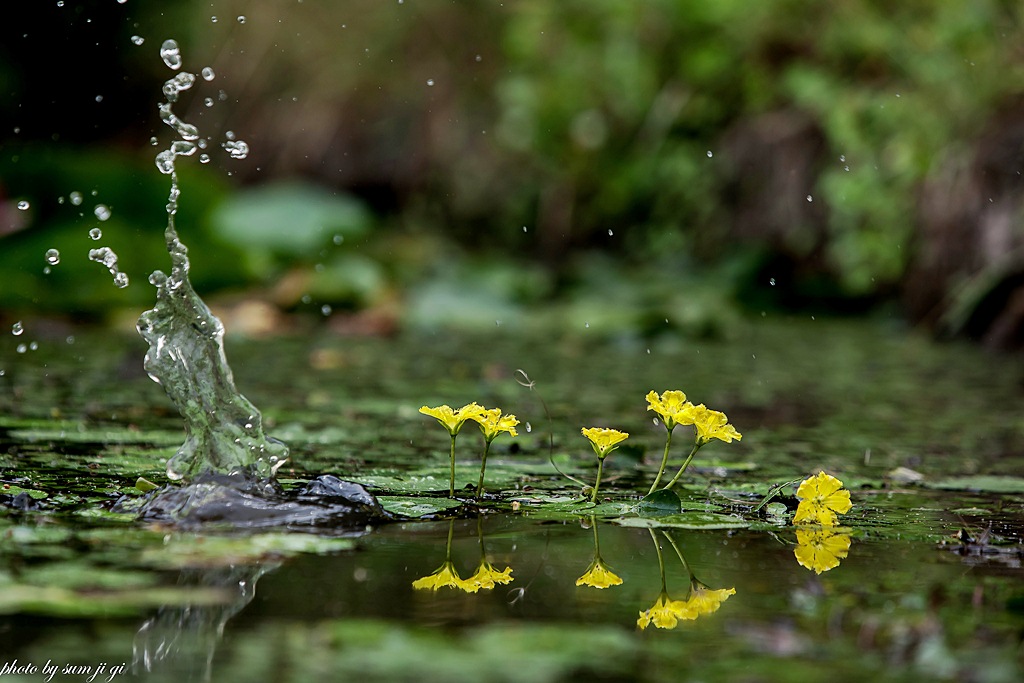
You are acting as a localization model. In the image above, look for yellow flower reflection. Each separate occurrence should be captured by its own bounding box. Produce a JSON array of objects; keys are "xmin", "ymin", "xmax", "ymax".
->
[
  {"xmin": 684, "ymin": 583, "xmax": 736, "ymax": 616},
  {"xmin": 793, "ymin": 471, "xmax": 852, "ymax": 526},
  {"xmin": 463, "ymin": 560, "xmax": 514, "ymax": 592},
  {"xmin": 412, "ymin": 559, "xmax": 469, "ymax": 592},
  {"xmin": 794, "ymin": 527, "xmax": 852, "ymax": 574},
  {"xmin": 637, "ymin": 530, "xmax": 736, "ymax": 630},
  {"xmin": 637, "ymin": 592, "xmax": 691, "ymax": 630},
  {"xmin": 576, "ymin": 557, "xmax": 623, "ymax": 589}
]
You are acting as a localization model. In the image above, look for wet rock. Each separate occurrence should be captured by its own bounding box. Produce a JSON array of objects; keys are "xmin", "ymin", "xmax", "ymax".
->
[{"xmin": 134, "ymin": 472, "xmax": 392, "ymax": 530}]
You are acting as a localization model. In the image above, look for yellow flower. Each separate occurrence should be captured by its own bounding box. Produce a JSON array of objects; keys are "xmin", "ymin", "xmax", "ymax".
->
[
  {"xmin": 637, "ymin": 593, "xmax": 693, "ymax": 630},
  {"xmin": 419, "ymin": 403, "xmax": 487, "ymax": 436},
  {"xmin": 412, "ymin": 560, "xmax": 469, "ymax": 591},
  {"xmin": 472, "ymin": 408, "xmax": 519, "ymax": 443},
  {"xmin": 683, "ymin": 583, "xmax": 736, "ymax": 616},
  {"xmin": 581, "ymin": 427, "xmax": 629, "ymax": 459},
  {"xmin": 646, "ymin": 390, "xmax": 694, "ymax": 431},
  {"xmin": 575, "ymin": 557, "xmax": 623, "ymax": 589},
  {"xmin": 794, "ymin": 527, "xmax": 852, "ymax": 574},
  {"xmin": 688, "ymin": 404, "xmax": 742, "ymax": 445},
  {"xmin": 462, "ymin": 560, "xmax": 514, "ymax": 592},
  {"xmin": 793, "ymin": 471, "xmax": 852, "ymax": 526}
]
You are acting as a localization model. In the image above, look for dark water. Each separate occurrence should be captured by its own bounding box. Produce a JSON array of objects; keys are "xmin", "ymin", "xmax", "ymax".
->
[{"xmin": 1, "ymin": 320, "xmax": 1023, "ymax": 681}]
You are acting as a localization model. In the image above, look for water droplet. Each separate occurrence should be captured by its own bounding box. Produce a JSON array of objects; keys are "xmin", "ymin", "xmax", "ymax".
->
[
  {"xmin": 11, "ymin": 321, "xmax": 24, "ymax": 336},
  {"xmin": 45, "ymin": 248, "xmax": 60, "ymax": 265},
  {"xmin": 839, "ymin": 154, "xmax": 846, "ymax": 162},
  {"xmin": 426, "ymin": 79, "xmax": 435, "ymax": 86},
  {"xmin": 155, "ymin": 150, "xmax": 175, "ymax": 174},
  {"xmin": 29, "ymin": 341, "xmax": 38, "ymax": 351},
  {"xmin": 89, "ymin": 227, "xmax": 102, "ymax": 240},
  {"xmin": 769, "ymin": 277, "xmax": 776, "ymax": 286},
  {"xmin": 225, "ymin": 130, "xmax": 236, "ymax": 140},
  {"xmin": 66, "ymin": 335, "xmax": 75, "ymax": 345},
  {"xmin": 333, "ymin": 234, "xmax": 344, "ymax": 245},
  {"xmin": 199, "ymin": 153, "xmax": 210, "ymax": 164},
  {"xmin": 131, "ymin": 35, "xmax": 144, "ymax": 46},
  {"xmin": 522, "ymin": 226, "xmax": 528, "ymax": 233},
  {"xmin": 113, "ymin": 272, "xmax": 130, "ymax": 288},
  {"xmin": 223, "ymin": 139, "xmax": 249, "ymax": 159},
  {"xmin": 584, "ymin": 322, "xmax": 590, "ymax": 329},
  {"xmin": 201, "ymin": 67, "xmax": 215, "ymax": 81},
  {"xmin": 211, "ymin": 15, "xmax": 217, "ymax": 23},
  {"xmin": 149, "ymin": 136, "xmax": 159, "ymax": 146},
  {"xmin": 525, "ymin": 422, "xmax": 532, "ymax": 433},
  {"xmin": 69, "ymin": 191, "xmax": 83, "ymax": 206},
  {"xmin": 321, "ymin": 304, "xmax": 332, "ymax": 316},
  {"xmin": 237, "ymin": 15, "xmax": 246, "ymax": 23},
  {"xmin": 844, "ymin": 165, "xmax": 850, "ymax": 172},
  {"xmin": 607, "ymin": 229, "xmax": 613, "ymax": 236},
  {"xmin": 301, "ymin": 294, "xmax": 312, "ymax": 305},
  {"xmin": 806, "ymin": 195, "xmax": 813, "ymax": 202},
  {"xmin": 94, "ymin": 204, "xmax": 111, "ymax": 221},
  {"xmin": 58, "ymin": 197, "xmax": 65, "ymax": 205},
  {"xmin": 56, "ymin": 0, "xmax": 64, "ymax": 6},
  {"xmin": 160, "ymin": 39, "xmax": 182, "ymax": 70},
  {"xmin": 16, "ymin": 344, "xmax": 26, "ymax": 354},
  {"xmin": 706, "ymin": 150, "xmax": 713, "ymax": 158},
  {"xmin": 95, "ymin": 95, "xmax": 103, "ymax": 103},
  {"xmin": 16, "ymin": 200, "xmax": 29, "ymax": 210},
  {"xmin": 204, "ymin": 97, "xmax": 214, "ymax": 108}
]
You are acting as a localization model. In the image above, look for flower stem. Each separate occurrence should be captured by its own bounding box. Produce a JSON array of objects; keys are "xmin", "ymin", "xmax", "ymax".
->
[
  {"xmin": 590, "ymin": 515, "xmax": 602, "ymax": 556},
  {"xmin": 590, "ymin": 457, "xmax": 606, "ymax": 504},
  {"xmin": 444, "ymin": 517, "xmax": 456, "ymax": 561},
  {"xmin": 448, "ymin": 434, "xmax": 458, "ymax": 497},
  {"xmin": 662, "ymin": 531, "xmax": 693, "ymax": 579},
  {"xmin": 664, "ymin": 442, "xmax": 701, "ymax": 490},
  {"xmin": 647, "ymin": 430, "xmax": 674, "ymax": 494},
  {"xmin": 476, "ymin": 441, "xmax": 492, "ymax": 498},
  {"xmin": 649, "ymin": 528, "xmax": 667, "ymax": 593}
]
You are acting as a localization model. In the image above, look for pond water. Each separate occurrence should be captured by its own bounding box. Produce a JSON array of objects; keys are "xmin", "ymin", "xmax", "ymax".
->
[{"xmin": 2, "ymin": 319, "xmax": 1024, "ymax": 682}]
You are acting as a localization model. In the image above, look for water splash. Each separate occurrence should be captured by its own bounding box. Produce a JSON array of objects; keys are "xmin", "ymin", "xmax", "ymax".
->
[
  {"xmin": 136, "ymin": 39, "xmax": 288, "ymax": 482},
  {"xmin": 88, "ymin": 246, "xmax": 130, "ymax": 288}
]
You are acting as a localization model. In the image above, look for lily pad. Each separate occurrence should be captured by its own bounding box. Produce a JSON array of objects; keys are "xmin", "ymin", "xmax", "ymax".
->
[
  {"xmin": 926, "ymin": 476, "xmax": 1024, "ymax": 494},
  {"xmin": 378, "ymin": 496, "xmax": 462, "ymax": 517},
  {"xmin": 637, "ymin": 489, "xmax": 682, "ymax": 515},
  {"xmin": 613, "ymin": 512, "xmax": 750, "ymax": 530}
]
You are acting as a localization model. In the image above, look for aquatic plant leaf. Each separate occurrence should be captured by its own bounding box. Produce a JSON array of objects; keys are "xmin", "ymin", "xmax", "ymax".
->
[
  {"xmin": 613, "ymin": 513, "xmax": 750, "ymax": 530},
  {"xmin": 377, "ymin": 496, "xmax": 462, "ymax": 517},
  {"xmin": 211, "ymin": 182, "xmax": 371, "ymax": 258},
  {"xmin": 637, "ymin": 489, "xmax": 682, "ymax": 515},
  {"xmin": 926, "ymin": 476, "xmax": 1024, "ymax": 494}
]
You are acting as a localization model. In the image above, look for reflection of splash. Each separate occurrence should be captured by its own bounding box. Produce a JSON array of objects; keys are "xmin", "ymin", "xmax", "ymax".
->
[
  {"xmin": 637, "ymin": 530, "xmax": 735, "ymax": 630},
  {"xmin": 575, "ymin": 517, "xmax": 623, "ymax": 589},
  {"xmin": 412, "ymin": 518, "xmax": 513, "ymax": 593},
  {"xmin": 133, "ymin": 564, "xmax": 276, "ymax": 681},
  {"xmin": 794, "ymin": 527, "xmax": 852, "ymax": 574}
]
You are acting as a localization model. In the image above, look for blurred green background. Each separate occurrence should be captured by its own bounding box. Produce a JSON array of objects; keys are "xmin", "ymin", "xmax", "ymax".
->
[{"xmin": 3, "ymin": 0, "xmax": 1024, "ymax": 345}]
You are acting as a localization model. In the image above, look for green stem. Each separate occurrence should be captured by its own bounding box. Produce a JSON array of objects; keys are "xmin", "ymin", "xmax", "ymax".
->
[
  {"xmin": 590, "ymin": 516, "xmax": 601, "ymax": 556},
  {"xmin": 648, "ymin": 528, "xmax": 667, "ymax": 593},
  {"xmin": 662, "ymin": 531, "xmax": 692, "ymax": 579},
  {"xmin": 476, "ymin": 440, "xmax": 492, "ymax": 498},
  {"xmin": 647, "ymin": 430, "xmax": 674, "ymax": 494},
  {"xmin": 444, "ymin": 518, "xmax": 456, "ymax": 561},
  {"xmin": 664, "ymin": 442, "xmax": 701, "ymax": 490},
  {"xmin": 448, "ymin": 434, "xmax": 458, "ymax": 497},
  {"xmin": 590, "ymin": 457, "xmax": 606, "ymax": 504}
]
